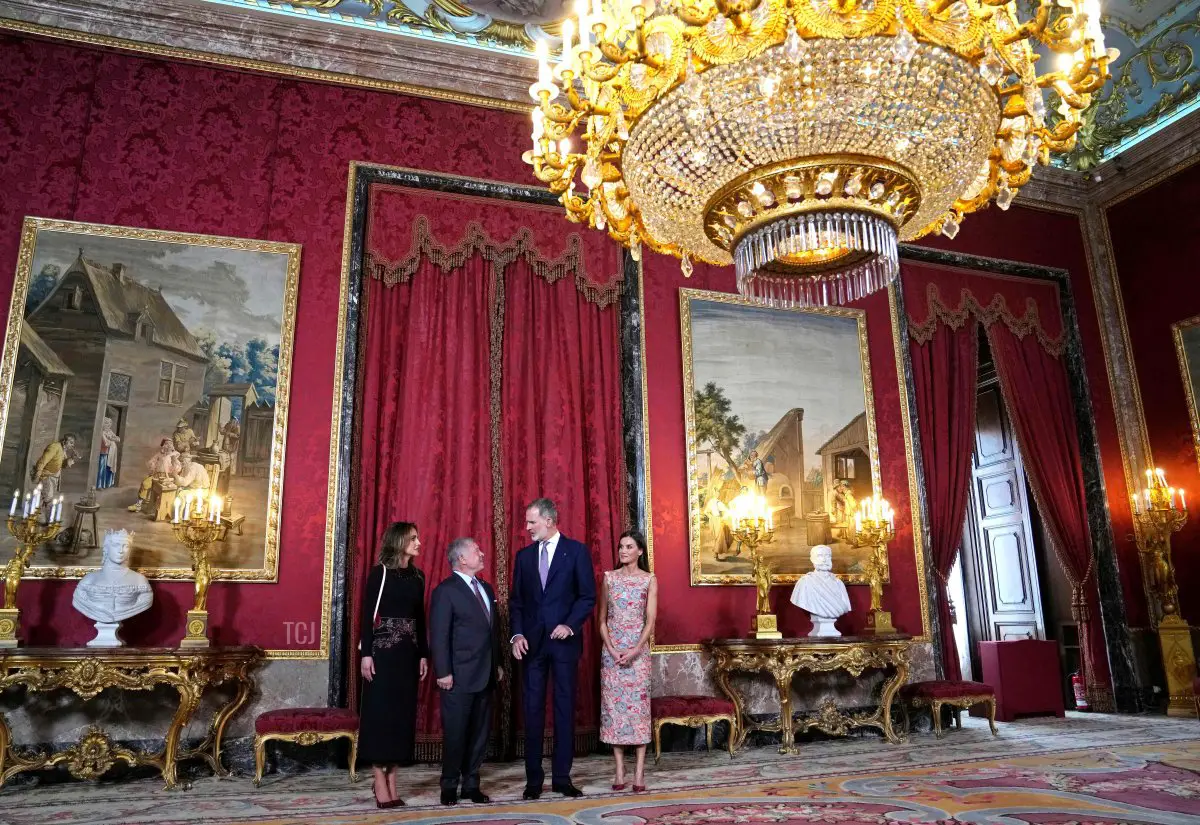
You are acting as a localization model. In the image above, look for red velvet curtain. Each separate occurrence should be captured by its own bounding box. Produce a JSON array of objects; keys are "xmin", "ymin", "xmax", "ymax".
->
[
  {"xmin": 903, "ymin": 264, "xmax": 1113, "ymax": 707},
  {"xmin": 351, "ymin": 256, "xmax": 497, "ymax": 741},
  {"xmin": 987, "ymin": 325, "xmax": 1113, "ymax": 704},
  {"xmin": 350, "ymin": 190, "xmax": 624, "ymax": 751},
  {"xmin": 909, "ymin": 321, "xmax": 978, "ymax": 681},
  {"xmin": 501, "ymin": 257, "xmax": 625, "ymax": 742}
]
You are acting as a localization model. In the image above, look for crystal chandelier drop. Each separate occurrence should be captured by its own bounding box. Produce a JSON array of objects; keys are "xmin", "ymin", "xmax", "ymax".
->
[{"xmin": 524, "ymin": 0, "xmax": 1114, "ymax": 307}]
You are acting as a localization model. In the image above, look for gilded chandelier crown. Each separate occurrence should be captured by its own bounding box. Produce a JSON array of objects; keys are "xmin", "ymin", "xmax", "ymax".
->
[{"xmin": 524, "ymin": 0, "xmax": 1114, "ymax": 307}]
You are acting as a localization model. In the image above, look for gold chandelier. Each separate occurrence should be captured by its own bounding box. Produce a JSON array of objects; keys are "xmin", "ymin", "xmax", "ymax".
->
[{"xmin": 524, "ymin": 0, "xmax": 1114, "ymax": 307}]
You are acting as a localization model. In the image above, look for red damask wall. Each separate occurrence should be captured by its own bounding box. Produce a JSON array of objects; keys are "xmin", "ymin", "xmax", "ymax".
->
[
  {"xmin": 1107, "ymin": 161, "xmax": 1200, "ymax": 628},
  {"xmin": 0, "ymin": 33, "xmax": 532, "ymax": 650}
]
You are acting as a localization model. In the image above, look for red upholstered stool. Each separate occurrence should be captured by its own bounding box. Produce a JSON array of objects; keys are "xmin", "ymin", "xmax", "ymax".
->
[
  {"xmin": 900, "ymin": 681, "xmax": 998, "ymax": 739},
  {"xmin": 253, "ymin": 708, "xmax": 359, "ymax": 786},
  {"xmin": 651, "ymin": 695, "xmax": 739, "ymax": 761}
]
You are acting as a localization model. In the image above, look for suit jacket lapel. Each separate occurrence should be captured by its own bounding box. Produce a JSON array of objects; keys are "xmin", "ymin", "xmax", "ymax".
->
[{"xmin": 455, "ymin": 575, "xmax": 492, "ymax": 624}]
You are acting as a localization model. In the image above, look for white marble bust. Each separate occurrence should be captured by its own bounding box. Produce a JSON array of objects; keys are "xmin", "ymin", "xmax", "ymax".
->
[
  {"xmin": 72, "ymin": 529, "xmax": 153, "ymax": 647},
  {"xmin": 790, "ymin": 544, "xmax": 851, "ymax": 637}
]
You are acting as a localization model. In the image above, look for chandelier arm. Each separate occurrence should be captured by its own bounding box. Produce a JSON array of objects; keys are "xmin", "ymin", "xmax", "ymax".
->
[{"xmin": 1000, "ymin": 0, "xmax": 1050, "ymax": 45}]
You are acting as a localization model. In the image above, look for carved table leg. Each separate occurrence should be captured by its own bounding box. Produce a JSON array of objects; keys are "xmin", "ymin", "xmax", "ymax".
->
[
  {"xmin": 985, "ymin": 697, "xmax": 998, "ymax": 736},
  {"xmin": 773, "ymin": 666, "xmax": 797, "ymax": 754},
  {"xmin": 711, "ymin": 660, "xmax": 749, "ymax": 752},
  {"xmin": 878, "ymin": 659, "xmax": 908, "ymax": 744},
  {"xmin": 207, "ymin": 671, "xmax": 254, "ymax": 778},
  {"xmin": 0, "ymin": 709, "xmax": 9, "ymax": 788},
  {"xmin": 163, "ymin": 683, "xmax": 202, "ymax": 790}
]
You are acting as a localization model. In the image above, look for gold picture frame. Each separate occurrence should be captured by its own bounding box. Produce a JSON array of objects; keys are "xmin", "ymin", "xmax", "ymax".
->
[
  {"xmin": 681, "ymin": 288, "xmax": 886, "ymax": 586},
  {"xmin": 1172, "ymin": 313, "xmax": 1200, "ymax": 475},
  {"xmin": 0, "ymin": 217, "xmax": 299, "ymax": 581}
]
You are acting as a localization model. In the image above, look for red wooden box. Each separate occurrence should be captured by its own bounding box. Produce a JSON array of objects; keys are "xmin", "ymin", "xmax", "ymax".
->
[{"xmin": 973, "ymin": 639, "xmax": 1066, "ymax": 722}]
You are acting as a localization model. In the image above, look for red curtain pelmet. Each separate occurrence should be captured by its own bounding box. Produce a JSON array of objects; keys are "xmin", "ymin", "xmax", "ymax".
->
[{"xmin": 351, "ymin": 188, "xmax": 624, "ymax": 750}]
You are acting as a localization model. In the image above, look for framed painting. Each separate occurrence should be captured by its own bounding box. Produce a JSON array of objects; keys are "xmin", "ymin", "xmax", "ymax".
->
[
  {"xmin": 1173, "ymin": 314, "xmax": 1200, "ymax": 474},
  {"xmin": 681, "ymin": 289, "xmax": 885, "ymax": 585},
  {"xmin": 0, "ymin": 218, "xmax": 299, "ymax": 580}
]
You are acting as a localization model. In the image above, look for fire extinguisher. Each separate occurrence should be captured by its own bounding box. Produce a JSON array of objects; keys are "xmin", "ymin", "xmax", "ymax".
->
[{"xmin": 1071, "ymin": 672, "xmax": 1090, "ymax": 711}]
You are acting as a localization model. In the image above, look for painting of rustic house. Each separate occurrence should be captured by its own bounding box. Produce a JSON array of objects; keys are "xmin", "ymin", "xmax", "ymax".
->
[
  {"xmin": 680, "ymin": 289, "xmax": 884, "ymax": 584},
  {"xmin": 0, "ymin": 218, "xmax": 299, "ymax": 580}
]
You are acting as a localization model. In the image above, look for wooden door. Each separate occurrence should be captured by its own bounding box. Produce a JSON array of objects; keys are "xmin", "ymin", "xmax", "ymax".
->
[{"xmin": 961, "ymin": 382, "xmax": 1046, "ymax": 648}]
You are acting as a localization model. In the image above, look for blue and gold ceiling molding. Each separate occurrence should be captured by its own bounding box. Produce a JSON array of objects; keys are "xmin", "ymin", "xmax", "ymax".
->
[
  {"xmin": 1070, "ymin": 0, "xmax": 1200, "ymax": 169},
  {"xmin": 205, "ymin": 0, "xmax": 563, "ymax": 53},
  {"xmin": 209, "ymin": 0, "xmax": 1199, "ymax": 169}
]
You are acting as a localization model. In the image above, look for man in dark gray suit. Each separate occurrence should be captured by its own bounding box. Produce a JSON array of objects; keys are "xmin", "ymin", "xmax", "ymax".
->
[{"xmin": 429, "ymin": 537, "xmax": 503, "ymax": 806}]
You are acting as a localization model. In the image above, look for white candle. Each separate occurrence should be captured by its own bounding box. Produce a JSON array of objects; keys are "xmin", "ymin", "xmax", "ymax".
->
[
  {"xmin": 31, "ymin": 487, "xmax": 40, "ymax": 512},
  {"xmin": 173, "ymin": 497, "xmax": 181, "ymax": 523},
  {"xmin": 561, "ymin": 18, "xmax": 574, "ymax": 65},
  {"xmin": 1169, "ymin": 488, "xmax": 1177, "ymax": 509},
  {"xmin": 9, "ymin": 489, "xmax": 17, "ymax": 516},
  {"xmin": 1181, "ymin": 489, "xmax": 1187, "ymax": 511},
  {"xmin": 22, "ymin": 493, "xmax": 29, "ymax": 518}
]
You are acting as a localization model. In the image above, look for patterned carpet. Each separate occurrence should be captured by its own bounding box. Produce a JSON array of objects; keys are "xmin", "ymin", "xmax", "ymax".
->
[{"xmin": 1, "ymin": 713, "xmax": 1196, "ymax": 824}]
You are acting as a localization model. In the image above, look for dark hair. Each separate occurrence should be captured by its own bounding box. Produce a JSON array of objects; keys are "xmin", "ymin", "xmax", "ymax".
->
[
  {"xmin": 527, "ymin": 497, "xmax": 559, "ymax": 523},
  {"xmin": 61, "ymin": 432, "xmax": 77, "ymax": 443},
  {"xmin": 379, "ymin": 521, "xmax": 419, "ymax": 569},
  {"xmin": 617, "ymin": 530, "xmax": 650, "ymax": 572},
  {"xmin": 160, "ymin": 438, "xmax": 172, "ymax": 447}
]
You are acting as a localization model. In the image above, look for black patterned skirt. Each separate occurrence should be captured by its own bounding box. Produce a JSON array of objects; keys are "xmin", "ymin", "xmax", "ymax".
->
[{"xmin": 358, "ymin": 617, "xmax": 420, "ymax": 765}]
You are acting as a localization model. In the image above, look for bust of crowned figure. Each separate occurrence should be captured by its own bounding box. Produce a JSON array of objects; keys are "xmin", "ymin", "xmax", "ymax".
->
[
  {"xmin": 789, "ymin": 544, "xmax": 851, "ymax": 637},
  {"xmin": 72, "ymin": 529, "xmax": 153, "ymax": 647}
]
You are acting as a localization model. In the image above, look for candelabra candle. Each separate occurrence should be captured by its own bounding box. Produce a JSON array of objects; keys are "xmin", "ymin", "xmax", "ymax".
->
[
  {"xmin": 170, "ymin": 491, "xmax": 224, "ymax": 648},
  {"xmin": 1132, "ymin": 463, "xmax": 1199, "ymax": 716},
  {"xmin": 2, "ymin": 490, "xmax": 65, "ymax": 646},
  {"xmin": 851, "ymin": 495, "xmax": 897, "ymax": 634},
  {"xmin": 725, "ymin": 489, "xmax": 781, "ymax": 639}
]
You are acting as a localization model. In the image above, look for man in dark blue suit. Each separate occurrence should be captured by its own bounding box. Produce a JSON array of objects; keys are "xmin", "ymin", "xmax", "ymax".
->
[{"xmin": 509, "ymin": 497, "xmax": 596, "ymax": 799}]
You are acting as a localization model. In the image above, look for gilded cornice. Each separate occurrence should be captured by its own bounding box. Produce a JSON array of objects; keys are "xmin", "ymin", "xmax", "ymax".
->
[{"xmin": 0, "ymin": 0, "xmax": 533, "ymax": 107}]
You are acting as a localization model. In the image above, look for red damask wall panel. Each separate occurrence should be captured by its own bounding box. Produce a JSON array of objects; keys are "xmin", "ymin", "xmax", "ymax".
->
[
  {"xmin": 1108, "ymin": 160, "xmax": 1200, "ymax": 628},
  {"xmin": 0, "ymin": 34, "xmax": 532, "ymax": 650}
]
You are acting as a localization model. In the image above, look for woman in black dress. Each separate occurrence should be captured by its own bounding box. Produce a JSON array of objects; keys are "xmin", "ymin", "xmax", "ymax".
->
[{"xmin": 358, "ymin": 521, "xmax": 429, "ymax": 807}]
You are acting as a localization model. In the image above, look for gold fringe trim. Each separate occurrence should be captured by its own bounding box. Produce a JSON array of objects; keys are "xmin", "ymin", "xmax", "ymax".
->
[
  {"xmin": 365, "ymin": 215, "xmax": 623, "ymax": 308},
  {"xmin": 908, "ymin": 284, "xmax": 1065, "ymax": 356}
]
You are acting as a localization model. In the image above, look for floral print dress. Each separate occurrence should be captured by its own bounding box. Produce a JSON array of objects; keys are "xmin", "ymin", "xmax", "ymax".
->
[{"xmin": 600, "ymin": 571, "xmax": 653, "ymax": 745}]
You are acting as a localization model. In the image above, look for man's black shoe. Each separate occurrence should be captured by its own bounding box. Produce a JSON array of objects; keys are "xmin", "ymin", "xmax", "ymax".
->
[
  {"xmin": 463, "ymin": 790, "xmax": 491, "ymax": 803},
  {"xmin": 440, "ymin": 789, "xmax": 458, "ymax": 805},
  {"xmin": 522, "ymin": 785, "xmax": 542, "ymax": 800},
  {"xmin": 552, "ymin": 782, "xmax": 584, "ymax": 798}
]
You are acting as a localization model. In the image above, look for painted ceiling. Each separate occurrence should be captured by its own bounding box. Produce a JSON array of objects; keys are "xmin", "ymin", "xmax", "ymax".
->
[{"xmin": 207, "ymin": 0, "xmax": 1200, "ymax": 169}]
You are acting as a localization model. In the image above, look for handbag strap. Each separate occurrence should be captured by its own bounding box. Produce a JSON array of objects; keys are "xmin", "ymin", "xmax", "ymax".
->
[{"xmin": 372, "ymin": 565, "xmax": 386, "ymax": 623}]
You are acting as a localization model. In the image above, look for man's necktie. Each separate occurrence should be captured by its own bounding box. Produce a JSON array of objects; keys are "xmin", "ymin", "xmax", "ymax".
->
[
  {"xmin": 539, "ymin": 541, "xmax": 549, "ymax": 589},
  {"xmin": 471, "ymin": 577, "xmax": 490, "ymax": 622}
]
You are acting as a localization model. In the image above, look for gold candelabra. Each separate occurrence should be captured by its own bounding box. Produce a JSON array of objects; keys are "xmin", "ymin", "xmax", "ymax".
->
[
  {"xmin": 849, "ymin": 495, "xmax": 896, "ymax": 635},
  {"xmin": 1, "ymin": 489, "xmax": 64, "ymax": 647},
  {"xmin": 170, "ymin": 489, "xmax": 224, "ymax": 648},
  {"xmin": 1130, "ymin": 467, "xmax": 1196, "ymax": 717},
  {"xmin": 725, "ymin": 490, "xmax": 780, "ymax": 640}
]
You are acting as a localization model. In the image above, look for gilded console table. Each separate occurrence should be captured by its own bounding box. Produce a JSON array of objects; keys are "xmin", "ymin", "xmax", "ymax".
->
[
  {"xmin": 0, "ymin": 646, "xmax": 263, "ymax": 790},
  {"xmin": 704, "ymin": 635, "xmax": 911, "ymax": 754}
]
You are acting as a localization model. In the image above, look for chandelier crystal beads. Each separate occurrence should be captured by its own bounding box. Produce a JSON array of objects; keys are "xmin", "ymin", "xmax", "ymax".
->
[{"xmin": 525, "ymin": 0, "xmax": 1114, "ymax": 307}]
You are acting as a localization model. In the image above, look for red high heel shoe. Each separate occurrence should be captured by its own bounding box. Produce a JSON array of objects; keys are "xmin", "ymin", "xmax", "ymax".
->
[{"xmin": 612, "ymin": 782, "xmax": 627, "ymax": 791}]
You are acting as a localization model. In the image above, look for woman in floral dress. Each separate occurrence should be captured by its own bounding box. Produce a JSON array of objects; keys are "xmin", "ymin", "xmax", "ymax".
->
[{"xmin": 599, "ymin": 530, "xmax": 657, "ymax": 791}]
